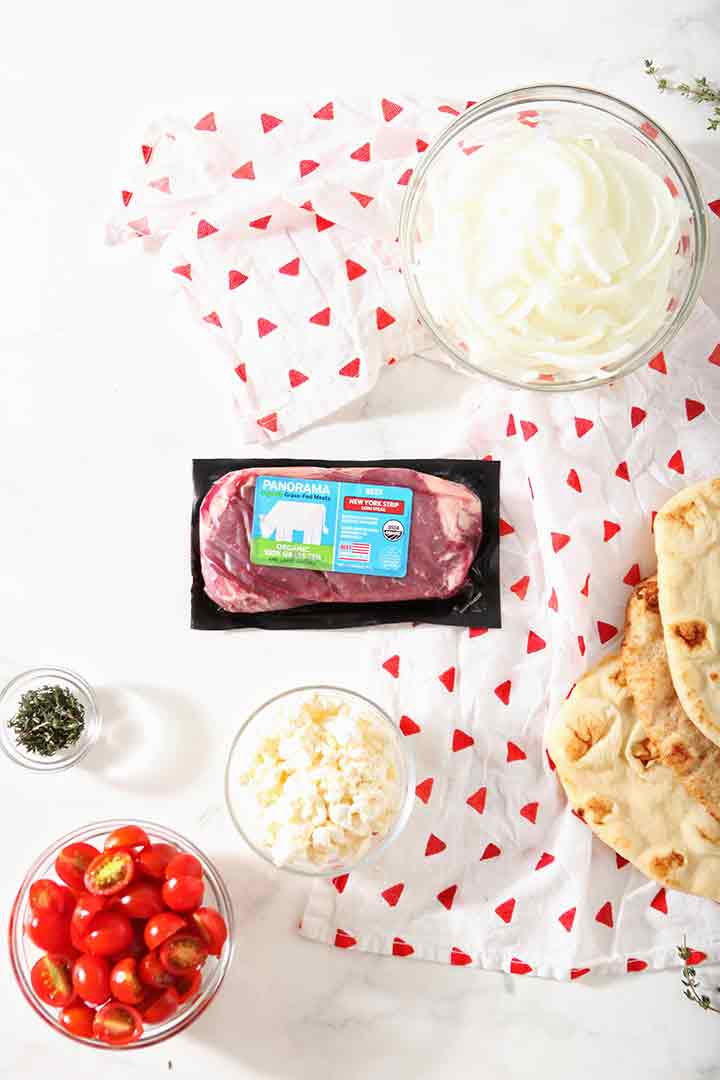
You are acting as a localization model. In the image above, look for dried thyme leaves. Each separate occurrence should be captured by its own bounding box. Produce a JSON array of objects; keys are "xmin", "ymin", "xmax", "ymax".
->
[{"xmin": 9, "ymin": 685, "xmax": 85, "ymax": 756}]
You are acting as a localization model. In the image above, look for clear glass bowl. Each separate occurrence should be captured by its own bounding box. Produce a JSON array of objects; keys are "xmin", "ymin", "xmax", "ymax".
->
[
  {"xmin": 399, "ymin": 84, "xmax": 709, "ymax": 391},
  {"xmin": 8, "ymin": 819, "xmax": 235, "ymax": 1050},
  {"xmin": 225, "ymin": 685, "xmax": 415, "ymax": 877},
  {"xmin": 0, "ymin": 667, "xmax": 101, "ymax": 772}
]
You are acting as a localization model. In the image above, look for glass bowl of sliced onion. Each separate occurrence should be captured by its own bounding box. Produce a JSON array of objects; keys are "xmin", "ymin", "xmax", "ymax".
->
[{"xmin": 399, "ymin": 84, "xmax": 709, "ymax": 390}]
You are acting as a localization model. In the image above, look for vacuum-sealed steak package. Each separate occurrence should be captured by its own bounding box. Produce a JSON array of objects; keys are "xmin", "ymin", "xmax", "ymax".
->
[{"xmin": 191, "ymin": 459, "xmax": 500, "ymax": 630}]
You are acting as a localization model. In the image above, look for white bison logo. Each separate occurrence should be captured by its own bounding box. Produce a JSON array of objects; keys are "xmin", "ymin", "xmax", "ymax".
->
[{"xmin": 260, "ymin": 500, "xmax": 329, "ymax": 544}]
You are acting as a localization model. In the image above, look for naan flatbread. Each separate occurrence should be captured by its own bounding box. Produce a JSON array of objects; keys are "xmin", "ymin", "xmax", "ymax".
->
[
  {"xmin": 547, "ymin": 653, "xmax": 720, "ymax": 900},
  {"xmin": 622, "ymin": 576, "xmax": 720, "ymax": 822},
  {"xmin": 655, "ymin": 478, "xmax": 720, "ymax": 748}
]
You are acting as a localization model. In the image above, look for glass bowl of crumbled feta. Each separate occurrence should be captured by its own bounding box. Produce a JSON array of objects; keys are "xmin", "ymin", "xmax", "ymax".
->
[{"xmin": 224, "ymin": 686, "xmax": 415, "ymax": 875}]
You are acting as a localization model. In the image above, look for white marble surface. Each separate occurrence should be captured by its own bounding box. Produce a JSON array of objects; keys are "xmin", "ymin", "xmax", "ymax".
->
[{"xmin": 3, "ymin": 1, "xmax": 720, "ymax": 1076}]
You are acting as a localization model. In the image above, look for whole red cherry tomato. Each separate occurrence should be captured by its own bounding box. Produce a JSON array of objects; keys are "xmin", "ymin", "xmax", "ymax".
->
[
  {"xmin": 55, "ymin": 843, "xmax": 100, "ymax": 892},
  {"xmin": 31, "ymin": 953, "xmax": 75, "ymax": 1007},
  {"xmin": 109, "ymin": 957, "xmax": 145, "ymax": 1005},
  {"xmin": 59, "ymin": 1001, "xmax": 95, "ymax": 1038},
  {"xmin": 162, "ymin": 875, "xmax": 204, "ymax": 913},
  {"xmin": 144, "ymin": 912, "xmax": 185, "ymax": 951},
  {"xmin": 138, "ymin": 950, "xmax": 176, "ymax": 989},
  {"xmin": 25, "ymin": 909, "xmax": 73, "ymax": 953},
  {"xmin": 82, "ymin": 911, "xmax": 133, "ymax": 957},
  {"xmin": 93, "ymin": 1002, "xmax": 143, "ymax": 1046},
  {"xmin": 71, "ymin": 893, "xmax": 105, "ymax": 941},
  {"xmin": 57, "ymin": 885, "xmax": 76, "ymax": 916},
  {"xmin": 159, "ymin": 932, "xmax": 208, "ymax": 975},
  {"xmin": 84, "ymin": 849, "xmax": 134, "ymax": 897},
  {"xmin": 113, "ymin": 881, "xmax": 164, "ymax": 919},
  {"xmin": 104, "ymin": 825, "xmax": 150, "ymax": 855},
  {"xmin": 164, "ymin": 853, "xmax": 202, "ymax": 880},
  {"xmin": 138, "ymin": 843, "xmax": 177, "ymax": 880},
  {"xmin": 72, "ymin": 953, "xmax": 111, "ymax": 1005},
  {"xmin": 190, "ymin": 907, "xmax": 228, "ymax": 956},
  {"xmin": 142, "ymin": 985, "xmax": 179, "ymax": 1024}
]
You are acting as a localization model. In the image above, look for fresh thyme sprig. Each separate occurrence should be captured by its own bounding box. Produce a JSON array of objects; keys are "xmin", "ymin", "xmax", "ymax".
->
[
  {"xmin": 678, "ymin": 939, "xmax": 720, "ymax": 1014},
  {"xmin": 644, "ymin": 60, "xmax": 720, "ymax": 132}
]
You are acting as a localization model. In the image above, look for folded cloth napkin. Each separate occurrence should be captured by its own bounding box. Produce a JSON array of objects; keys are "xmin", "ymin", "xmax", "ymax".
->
[{"xmin": 110, "ymin": 100, "xmax": 720, "ymax": 978}]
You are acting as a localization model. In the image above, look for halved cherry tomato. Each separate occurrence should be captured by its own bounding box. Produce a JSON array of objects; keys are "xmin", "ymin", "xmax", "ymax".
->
[
  {"xmin": 109, "ymin": 956, "xmax": 145, "ymax": 1005},
  {"xmin": 31, "ymin": 953, "xmax": 75, "ymax": 1007},
  {"xmin": 144, "ymin": 912, "xmax": 185, "ymax": 951},
  {"xmin": 55, "ymin": 842, "xmax": 100, "ymax": 892},
  {"xmin": 84, "ymin": 849, "xmax": 134, "ymax": 897},
  {"xmin": 104, "ymin": 825, "xmax": 150, "ymax": 855},
  {"xmin": 93, "ymin": 1002, "xmax": 143, "ymax": 1046},
  {"xmin": 59, "ymin": 1001, "xmax": 95, "ymax": 1038},
  {"xmin": 138, "ymin": 843, "xmax": 177, "ymax": 880},
  {"xmin": 165, "ymin": 853, "xmax": 202, "ymax": 880},
  {"xmin": 72, "ymin": 953, "xmax": 111, "ymax": 1005},
  {"xmin": 82, "ymin": 911, "xmax": 133, "ymax": 957},
  {"xmin": 71, "ymin": 893, "xmax": 105, "ymax": 941},
  {"xmin": 159, "ymin": 932, "xmax": 208, "ymax": 975},
  {"xmin": 189, "ymin": 907, "xmax": 228, "ymax": 956},
  {"xmin": 162, "ymin": 875, "xmax": 204, "ymax": 913},
  {"xmin": 29, "ymin": 879, "xmax": 67, "ymax": 916},
  {"xmin": 25, "ymin": 909, "xmax": 73, "ymax": 953},
  {"xmin": 175, "ymin": 967, "xmax": 202, "ymax": 1004},
  {"xmin": 113, "ymin": 881, "xmax": 164, "ymax": 919},
  {"xmin": 138, "ymin": 950, "xmax": 176, "ymax": 989},
  {"xmin": 142, "ymin": 985, "xmax": 179, "ymax": 1024}
]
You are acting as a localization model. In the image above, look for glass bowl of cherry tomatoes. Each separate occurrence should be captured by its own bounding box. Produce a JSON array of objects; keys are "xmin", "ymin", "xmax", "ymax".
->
[{"xmin": 8, "ymin": 819, "xmax": 234, "ymax": 1049}]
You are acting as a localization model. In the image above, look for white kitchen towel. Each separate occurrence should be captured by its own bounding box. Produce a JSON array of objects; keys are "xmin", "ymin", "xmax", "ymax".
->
[
  {"xmin": 299, "ymin": 300, "xmax": 720, "ymax": 980},
  {"xmin": 109, "ymin": 98, "xmax": 720, "ymax": 978},
  {"xmin": 106, "ymin": 94, "xmax": 719, "ymax": 442}
]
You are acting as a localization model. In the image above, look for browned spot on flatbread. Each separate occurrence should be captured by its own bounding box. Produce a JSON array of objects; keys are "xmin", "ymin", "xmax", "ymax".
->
[
  {"xmin": 582, "ymin": 796, "xmax": 614, "ymax": 824},
  {"xmin": 631, "ymin": 737, "xmax": 656, "ymax": 768},
  {"xmin": 649, "ymin": 850, "xmax": 685, "ymax": 877},
  {"xmin": 697, "ymin": 826, "xmax": 720, "ymax": 847},
  {"xmin": 665, "ymin": 738, "xmax": 693, "ymax": 771},
  {"xmin": 710, "ymin": 672, "xmax": 719, "ymax": 683},
  {"xmin": 664, "ymin": 499, "xmax": 698, "ymax": 530},
  {"xmin": 636, "ymin": 577, "xmax": 660, "ymax": 613},
  {"xmin": 565, "ymin": 713, "xmax": 612, "ymax": 762},
  {"xmin": 609, "ymin": 665, "xmax": 627, "ymax": 689},
  {"xmin": 672, "ymin": 621, "xmax": 708, "ymax": 649}
]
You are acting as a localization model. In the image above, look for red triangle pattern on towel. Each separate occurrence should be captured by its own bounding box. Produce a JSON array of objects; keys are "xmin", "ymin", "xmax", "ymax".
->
[
  {"xmin": 309, "ymin": 307, "xmax": 331, "ymax": 326},
  {"xmin": 452, "ymin": 728, "xmax": 473, "ymax": 751},
  {"xmin": 392, "ymin": 937, "xmax": 414, "ymax": 957},
  {"xmin": 194, "ymin": 112, "xmax": 217, "ymax": 131},
  {"xmin": 466, "ymin": 787, "xmax": 486, "ymax": 814},
  {"xmin": 415, "ymin": 777, "xmax": 433, "ymax": 804},
  {"xmin": 313, "ymin": 101, "xmax": 334, "ymax": 120},
  {"xmin": 381, "ymin": 883, "xmax": 404, "ymax": 907},
  {"xmin": 399, "ymin": 715, "xmax": 420, "ymax": 736}
]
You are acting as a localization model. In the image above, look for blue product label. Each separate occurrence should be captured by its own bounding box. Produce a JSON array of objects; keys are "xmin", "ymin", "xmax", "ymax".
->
[{"xmin": 250, "ymin": 475, "xmax": 413, "ymax": 577}]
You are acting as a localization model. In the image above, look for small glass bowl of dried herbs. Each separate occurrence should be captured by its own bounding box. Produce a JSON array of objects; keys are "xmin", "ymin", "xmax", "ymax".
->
[{"xmin": 0, "ymin": 667, "xmax": 101, "ymax": 772}]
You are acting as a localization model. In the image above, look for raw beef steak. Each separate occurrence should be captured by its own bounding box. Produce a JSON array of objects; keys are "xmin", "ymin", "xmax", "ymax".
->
[{"xmin": 199, "ymin": 466, "xmax": 483, "ymax": 614}]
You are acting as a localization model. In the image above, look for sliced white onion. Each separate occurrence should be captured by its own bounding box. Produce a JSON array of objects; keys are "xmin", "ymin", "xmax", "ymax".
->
[{"xmin": 414, "ymin": 130, "xmax": 687, "ymax": 377}]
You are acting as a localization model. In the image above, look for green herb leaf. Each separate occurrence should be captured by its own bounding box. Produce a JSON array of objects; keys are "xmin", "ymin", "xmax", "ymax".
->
[
  {"xmin": 9, "ymin": 684, "xmax": 85, "ymax": 757},
  {"xmin": 678, "ymin": 937, "xmax": 720, "ymax": 1015},
  {"xmin": 644, "ymin": 61, "xmax": 719, "ymax": 132}
]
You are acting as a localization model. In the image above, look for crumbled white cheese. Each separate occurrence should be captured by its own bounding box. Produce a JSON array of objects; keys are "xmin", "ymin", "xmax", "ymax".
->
[{"xmin": 235, "ymin": 691, "xmax": 404, "ymax": 870}]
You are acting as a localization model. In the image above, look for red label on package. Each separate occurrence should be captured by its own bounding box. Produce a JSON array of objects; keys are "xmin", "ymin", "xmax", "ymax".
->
[{"xmin": 343, "ymin": 496, "xmax": 405, "ymax": 514}]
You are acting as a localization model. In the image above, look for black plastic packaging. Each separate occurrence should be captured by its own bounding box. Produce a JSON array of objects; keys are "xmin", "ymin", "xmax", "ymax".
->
[{"xmin": 191, "ymin": 458, "xmax": 501, "ymax": 631}]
